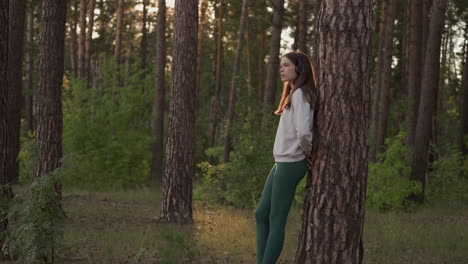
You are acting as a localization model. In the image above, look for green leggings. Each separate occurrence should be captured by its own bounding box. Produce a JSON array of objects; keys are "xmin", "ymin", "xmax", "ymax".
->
[{"xmin": 255, "ymin": 159, "xmax": 307, "ymax": 264}]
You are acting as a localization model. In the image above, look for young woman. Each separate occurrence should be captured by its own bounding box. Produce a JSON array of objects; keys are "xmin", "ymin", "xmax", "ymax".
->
[{"xmin": 255, "ymin": 51, "xmax": 318, "ymax": 264}]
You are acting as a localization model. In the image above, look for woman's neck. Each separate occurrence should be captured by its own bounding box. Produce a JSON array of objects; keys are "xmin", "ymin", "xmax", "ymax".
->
[{"xmin": 289, "ymin": 82, "xmax": 297, "ymax": 90}]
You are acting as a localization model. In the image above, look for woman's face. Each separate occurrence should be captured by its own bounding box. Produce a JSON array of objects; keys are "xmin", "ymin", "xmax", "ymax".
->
[{"xmin": 279, "ymin": 56, "xmax": 298, "ymax": 83}]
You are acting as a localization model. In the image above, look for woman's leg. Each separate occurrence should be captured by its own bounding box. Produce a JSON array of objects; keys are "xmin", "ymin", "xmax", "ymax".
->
[
  {"xmin": 261, "ymin": 159, "xmax": 307, "ymax": 264},
  {"xmin": 255, "ymin": 164, "xmax": 277, "ymax": 264}
]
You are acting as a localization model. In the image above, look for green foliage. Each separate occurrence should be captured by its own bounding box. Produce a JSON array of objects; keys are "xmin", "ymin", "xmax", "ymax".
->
[
  {"xmin": 155, "ymin": 225, "xmax": 199, "ymax": 264},
  {"xmin": 18, "ymin": 131, "xmax": 39, "ymax": 185},
  {"xmin": 427, "ymin": 147, "xmax": 468, "ymax": 205},
  {"xmin": 4, "ymin": 169, "xmax": 66, "ymax": 263},
  {"xmin": 62, "ymin": 58, "xmax": 154, "ymax": 189},
  {"xmin": 367, "ymin": 132, "xmax": 422, "ymax": 211}
]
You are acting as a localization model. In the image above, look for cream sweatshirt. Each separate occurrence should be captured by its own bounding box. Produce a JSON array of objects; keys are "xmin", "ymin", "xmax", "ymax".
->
[{"xmin": 273, "ymin": 88, "xmax": 314, "ymax": 162}]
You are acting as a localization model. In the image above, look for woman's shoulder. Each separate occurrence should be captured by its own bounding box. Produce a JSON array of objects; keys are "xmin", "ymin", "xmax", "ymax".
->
[{"xmin": 291, "ymin": 88, "xmax": 306, "ymax": 103}]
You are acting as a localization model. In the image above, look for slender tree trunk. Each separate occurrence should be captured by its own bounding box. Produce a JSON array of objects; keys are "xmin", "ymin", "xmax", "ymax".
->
[
  {"xmin": 376, "ymin": 0, "xmax": 398, "ymax": 155},
  {"xmin": 410, "ymin": 0, "xmax": 448, "ymax": 203},
  {"xmin": 295, "ymin": 0, "xmax": 372, "ymax": 262},
  {"xmin": 263, "ymin": 0, "xmax": 284, "ymax": 113},
  {"xmin": 245, "ymin": 18, "xmax": 252, "ymax": 113},
  {"xmin": 114, "ymin": 0, "xmax": 124, "ymax": 87},
  {"xmin": 7, "ymin": 0, "xmax": 26, "ymax": 184},
  {"xmin": 85, "ymin": 0, "xmax": 96, "ymax": 83},
  {"xmin": 422, "ymin": 0, "xmax": 431, "ymax": 62},
  {"xmin": 150, "ymin": 0, "xmax": 166, "ymax": 183},
  {"xmin": 223, "ymin": 0, "xmax": 248, "ymax": 163},
  {"xmin": 209, "ymin": 0, "xmax": 224, "ymax": 150},
  {"xmin": 405, "ymin": 0, "xmax": 423, "ymax": 147},
  {"xmin": 298, "ymin": 0, "xmax": 307, "ymax": 53},
  {"xmin": 460, "ymin": 43, "xmax": 468, "ymax": 156},
  {"xmin": 196, "ymin": 0, "xmax": 208, "ymax": 100},
  {"xmin": 399, "ymin": 0, "xmax": 410, "ymax": 127},
  {"xmin": 35, "ymin": 0, "xmax": 68, "ymax": 197},
  {"xmin": 70, "ymin": 0, "xmax": 78, "ymax": 76},
  {"xmin": 258, "ymin": 29, "xmax": 265, "ymax": 105},
  {"xmin": 78, "ymin": 0, "xmax": 86, "ymax": 78},
  {"xmin": 0, "ymin": 1, "xmax": 14, "ymax": 260},
  {"xmin": 160, "ymin": 0, "xmax": 198, "ymax": 224},
  {"xmin": 140, "ymin": 0, "xmax": 148, "ymax": 76},
  {"xmin": 25, "ymin": 7, "xmax": 34, "ymax": 133}
]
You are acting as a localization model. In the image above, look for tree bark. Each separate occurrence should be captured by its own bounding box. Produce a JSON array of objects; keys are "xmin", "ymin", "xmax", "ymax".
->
[
  {"xmin": 460, "ymin": 41, "xmax": 468, "ymax": 156},
  {"xmin": 160, "ymin": 0, "xmax": 198, "ymax": 224},
  {"xmin": 297, "ymin": 0, "xmax": 307, "ymax": 53},
  {"xmin": 78, "ymin": 0, "xmax": 86, "ymax": 78},
  {"xmin": 150, "ymin": 0, "xmax": 167, "ymax": 183},
  {"xmin": 405, "ymin": 0, "xmax": 423, "ymax": 147},
  {"xmin": 0, "ymin": 1, "xmax": 14, "ymax": 260},
  {"xmin": 376, "ymin": 0, "xmax": 398, "ymax": 155},
  {"xmin": 7, "ymin": 0, "xmax": 26, "ymax": 184},
  {"xmin": 35, "ymin": 0, "xmax": 67, "ymax": 197},
  {"xmin": 70, "ymin": 0, "xmax": 78, "ymax": 76},
  {"xmin": 85, "ymin": 0, "xmax": 96, "ymax": 83},
  {"xmin": 208, "ymin": 0, "xmax": 224, "ymax": 150},
  {"xmin": 257, "ymin": 0, "xmax": 266, "ymax": 105},
  {"xmin": 223, "ymin": 0, "xmax": 248, "ymax": 163},
  {"xmin": 114, "ymin": 0, "xmax": 124, "ymax": 87},
  {"xmin": 263, "ymin": 0, "xmax": 284, "ymax": 113},
  {"xmin": 25, "ymin": 7, "xmax": 34, "ymax": 133},
  {"xmin": 410, "ymin": 0, "xmax": 448, "ymax": 203},
  {"xmin": 196, "ymin": 0, "xmax": 208, "ymax": 101},
  {"xmin": 140, "ymin": 0, "xmax": 148, "ymax": 76},
  {"xmin": 295, "ymin": 0, "xmax": 372, "ymax": 263}
]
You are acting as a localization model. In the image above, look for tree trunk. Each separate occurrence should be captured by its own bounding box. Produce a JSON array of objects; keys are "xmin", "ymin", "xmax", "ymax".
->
[
  {"xmin": 311, "ymin": 0, "xmax": 322, "ymax": 68},
  {"xmin": 85, "ymin": 0, "xmax": 96, "ymax": 83},
  {"xmin": 223, "ymin": 0, "xmax": 248, "ymax": 163},
  {"xmin": 376, "ymin": 0, "xmax": 398, "ymax": 155},
  {"xmin": 114, "ymin": 0, "xmax": 124, "ymax": 87},
  {"xmin": 263, "ymin": 0, "xmax": 284, "ymax": 113},
  {"xmin": 297, "ymin": 0, "xmax": 307, "ymax": 53},
  {"xmin": 35, "ymin": 0, "xmax": 67, "ymax": 197},
  {"xmin": 460, "ymin": 41, "xmax": 468, "ymax": 157},
  {"xmin": 208, "ymin": 0, "xmax": 224, "ymax": 150},
  {"xmin": 160, "ymin": 0, "xmax": 198, "ymax": 224},
  {"xmin": 7, "ymin": 0, "xmax": 26, "ymax": 184},
  {"xmin": 196, "ymin": 0, "xmax": 208, "ymax": 101},
  {"xmin": 295, "ymin": 0, "xmax": 372, "ymax": 263},
  {"xmin": 78, "ymin": 0, "xmax": 86, "ymax": 78},
  {"xmin": 70, "ymin": 0, "xmax": 78, "ymax": 76},
  {"xmin": 410, "ymin": 0, "xmax": 448, "ymax": 203},
  {"xmin": 150, "ymin": 0, "xmax": 167, "ymax": 183},
  {"xmin": 0, "ymin": 1, "xmax": 14, "ymax": 260},
  {"xmin": 257, "ymin": 29, "xmax": 265, "ymax": 105},
  {"xmin": 140, "ymin": 0, "xmax": 148, "ymax": 76},
  {"xmin": 25, "ymin": 7, "xmax": 34, "ymax": 133},
  {"xmin": 405, "ymin": 0, "xmax": 423, "ymax": 147}
]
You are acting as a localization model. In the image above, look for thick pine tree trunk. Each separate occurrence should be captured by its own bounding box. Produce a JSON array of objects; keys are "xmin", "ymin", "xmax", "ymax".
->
[
  {"xmin": 85, "ymin": 0, "xmax": 96, "ymax": 82},
  {"xmin": 0, "ymin": 1, "xmax": 14, "ymax": 260},
  {"xmin": 25, "ymin": 7, "xmax": 34, "ymax": 133},
  {"xmin": 34, "ymin": 0, "xmax": 68, "ymax": 199},
  {"xmin": 160, "ymin": 0, "xmax": 198, "ymax": 224},
  {"xmin": 376, "ymin": 0, "xmax": 398, "ymax": 155},
  {"xmin": 150, "ymin": 0, "xmax": 167, "ymax": 183},
  {"xmin": 295, "ymin": 0, "xmax": 372, "ymax": 263},
  {"xmin": 460, "ymin": 45, "xmax": 468, "ymax": 156},
  {"xmin": 208, "ymin": 0, "xmax": 224, "ymax": 150},
  {"xmin": 297, "ymin": 0, "xmax": 307, "ymax": 53},
  {"xmin": 7, "ymin": 0, "xmax": 26, "ymax": 184},
  {"xmin": 263, "ymin": 0, "xmax": 284, "ymax": 113},
  {"xmin": 223, "ymin": 0, "xmax": 248, "ymax": 163},
  {"xmin": 78, "ymin": 0, "xmax": 86, "ymax": 78},
  {"xmin": 410, "ymin": 0, "xmax": 448, "ymax": 203},
  {"xmin": 405, "ymin": 0, "xmax": 423, "ymax": 147}
]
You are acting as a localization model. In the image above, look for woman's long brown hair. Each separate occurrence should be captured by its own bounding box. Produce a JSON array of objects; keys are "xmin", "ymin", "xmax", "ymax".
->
[{"xmin": 274, "ymin": 51, "xmax": 318, "ymax": 115}]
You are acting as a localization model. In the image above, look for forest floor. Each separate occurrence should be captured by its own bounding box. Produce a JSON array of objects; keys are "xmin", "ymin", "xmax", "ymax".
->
[{"xmin": 48, "ymin": 187, "xmax": 468, "ymax": 263}]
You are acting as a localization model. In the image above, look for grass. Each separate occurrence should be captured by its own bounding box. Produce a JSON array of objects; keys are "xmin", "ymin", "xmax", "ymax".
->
[{"xmin": 31, "ymin": 187, "xmax": 466, "ymax": 263}]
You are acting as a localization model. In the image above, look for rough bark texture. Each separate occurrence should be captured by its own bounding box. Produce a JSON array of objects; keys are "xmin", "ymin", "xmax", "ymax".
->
[
  {"xmin": 0, "ymin": 1, "xmax": 14, "ymax": 260},
  {"xmin": 85, "ymin": 0, "xmax": 96, "ymax": 82},
  {"xmin": 25, "ymin": 7, "xmax": 34, "ymax": 133},
  {"xmin": 263, "ymin": 0, "xmax": 284, "ymax": 112},
  {"xmin": 410, "ymin": 0, "xmax": 448, "ymax": 203},
  {"xmin": 150, "ymin": 0, "xmax": 166, "ymax": 183},
  {"xmin": 160, "ymin": 0, "xmax": 198, "ymax": 224},
  {"xmin": 114, "ymin": 0, "xmax": 124, "ymax": 67},
  {"xmin": 376, "ymin": 0, "xmax": 398, "ymax": 155},
  {"xmin": 295, "ymin": 0, "xmax": 372, "ymax": 263},
  {"xmin": 35, "ymin": 0, "xmax": 68, "ymax": 197},
  {"xmin": 298, "ymin": 0, "xmax": 307, "ymax": 53},
  {"xmin": 7, "ymin": 0, "xmax": 26, "ymax": 184},
  {"xmin": 405, "ymin": 0, "xmax": 423, "ymax": 147},
  {"xmin": 78, "ymin": 0, "xmax": 86, "ymax": 78},
  {"xmin": 209, "ymin": 0, "xmax": 224, "ymax": 150},
  {"xmin": 460, "ymin": 46, "xmax": 468, "ymax": 156},
  {"xmin": 223, "ymin": 0, "xmax": 248, "ymax": 163}
]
